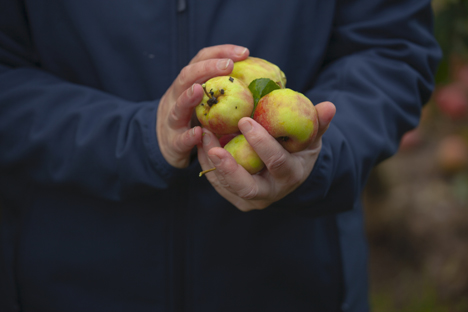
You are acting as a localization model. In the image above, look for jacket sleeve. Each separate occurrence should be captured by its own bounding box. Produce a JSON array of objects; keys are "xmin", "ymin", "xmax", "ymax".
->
[
  {"xmin": 0, "ymin": 1, "xmax": 180, "ymax": 201},
  {"xmin": 273, "ymin": 0, "xmax": 441, "ymax": 215}
]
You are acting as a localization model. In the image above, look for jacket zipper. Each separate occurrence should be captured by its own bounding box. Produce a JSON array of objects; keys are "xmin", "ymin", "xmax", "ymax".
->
[
  {"xmin": 173, "ymin": 3, "xmax": 189, "ymax": 312},
  {"xmin": 177, "ymin": 0, "xmax": 189, "ymax": 71}
]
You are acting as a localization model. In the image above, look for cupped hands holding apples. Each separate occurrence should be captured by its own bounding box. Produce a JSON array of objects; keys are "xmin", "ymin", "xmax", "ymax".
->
[
  {"xmin": 156, "ymin": 44, "xmax": 335, "ymax": 211},
  {"xmin": 156, "ymin": 44, "xmax": 249, "ymax": 168}
]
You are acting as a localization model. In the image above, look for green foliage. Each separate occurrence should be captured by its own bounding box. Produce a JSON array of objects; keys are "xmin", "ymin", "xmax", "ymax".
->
[
  {"xmin": 371, "ymin": 281, "xmax": 468, "ymax": 312},
  {"xmin": 434, "ymin": 0, "xmax": 468, "ymax": 84},
  {"xmin": 248, "ymin": 78, "xmax": 280, "ymax": 117}
]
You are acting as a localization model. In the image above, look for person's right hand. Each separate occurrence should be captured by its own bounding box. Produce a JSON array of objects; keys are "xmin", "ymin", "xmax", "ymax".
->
[{"xmin": 156, "ymin": 44, "xmax": 249, "ymax": 168}]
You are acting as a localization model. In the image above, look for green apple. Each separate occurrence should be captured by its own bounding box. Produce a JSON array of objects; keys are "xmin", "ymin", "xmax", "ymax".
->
[
  {"xmin": 230, "ymin": 56, "xmax": 287, "ymax": 89},
  {"xmin": 224, "ymin": 134, "xmax": 265, "ymax": 174},
  {"xmin": 195, "ymin": 76, "xmax": 254, "ymax": 136},
  {"xmin": 253, "ymin": 88, "xmax": 318, "ymax": 153}
]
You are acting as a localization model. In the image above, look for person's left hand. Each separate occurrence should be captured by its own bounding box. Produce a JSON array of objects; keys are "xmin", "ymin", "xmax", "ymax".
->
[{"xmin": 197, "ymin": 101, "xmax": 336, "ymax": 212}]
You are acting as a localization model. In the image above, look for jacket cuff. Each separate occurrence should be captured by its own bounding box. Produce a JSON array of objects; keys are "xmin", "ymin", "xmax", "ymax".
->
[{"xmin": 142, "ymin": 100, "xmax": 188, "ymax": 184}]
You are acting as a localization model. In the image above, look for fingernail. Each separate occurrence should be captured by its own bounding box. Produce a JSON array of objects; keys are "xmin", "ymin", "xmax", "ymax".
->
[
  {"xmin": 203, "ymin": 132, "xmax": 211, "ymax": 145},
  {"xmin": 191, "ymin": 127, "xmax": 196, "ymax": 137},
  {"xmin": 235, "ymin": 46, "xmax": 247, "ymax": 56},
  {"xmin": 209, "ymin": 154, "xmax": 221, "ymax": 166},
  {"xmin": 217, "ymin": 59, "xmax": 231, "ymax": 70},
  {"xmin": 239, "ymin": 119, "xmax": 252, "ymax": 133},
  {"xmin": 189, "ymin": 84, "xmax": 195, "ymax": 97}
]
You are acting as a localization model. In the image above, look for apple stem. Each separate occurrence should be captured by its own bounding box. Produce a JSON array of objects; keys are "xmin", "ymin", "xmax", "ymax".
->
[
  {"xmin": 202, "ymin": 84, "xmax": 218, "ymax": 107},
  {"xmin": 199, "ymin": 167, "xmax": 217, "ymax": 177}
]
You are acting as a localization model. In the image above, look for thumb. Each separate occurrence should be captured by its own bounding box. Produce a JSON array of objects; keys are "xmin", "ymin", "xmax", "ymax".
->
[{"xmin": 315, "ymin": 101, "xmax": 336, "ymax": 137}]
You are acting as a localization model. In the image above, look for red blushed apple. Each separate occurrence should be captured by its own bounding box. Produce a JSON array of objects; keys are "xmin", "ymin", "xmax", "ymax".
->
[
  {"xmin": 218, "ymin": 132, "xmax": 241, "ymax": 148},
  {"xmin": 253, "ymin": 88, "xmax": 319, "ymax": 153},
  {"xmin": 435, "ymin": 84, "xmax": 468, "ymax": 120}
]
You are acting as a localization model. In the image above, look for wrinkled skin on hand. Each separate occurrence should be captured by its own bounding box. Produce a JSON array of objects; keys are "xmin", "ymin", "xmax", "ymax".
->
[
  {"xmin": 156, "ymin": 44, "xmax": 250, "ymax": 168},
  {"xmin": 198, "ymin": 101, "xmax": 336, "ymax": 212}
]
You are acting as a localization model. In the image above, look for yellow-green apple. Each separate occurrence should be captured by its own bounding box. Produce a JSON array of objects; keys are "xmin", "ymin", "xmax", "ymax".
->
[
  {"xmin": 218, "ymin": 131, "xmax": 241, "ymax": 147},
  {"xmin": 230, "ymin": 56, "xmax": 287, "ymax": 89},
  {"xmin": 195, "ymin": 76, "xmax": 254, "ymax": 136},
  {"xmin": 224, "ymin": 134, "xmax": 265, "ymax": 174},
  {"xmin": 253, "ymin": 88, "xmax": 318, "ymax": 153}
]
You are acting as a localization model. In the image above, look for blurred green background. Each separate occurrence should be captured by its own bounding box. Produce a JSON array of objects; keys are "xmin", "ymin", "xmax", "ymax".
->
[{"xmin": 365, "ymin": 0, "xmax": 468, "ymax": 311}]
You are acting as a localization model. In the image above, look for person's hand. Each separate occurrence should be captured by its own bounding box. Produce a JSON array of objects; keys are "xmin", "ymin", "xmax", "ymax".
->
[
  {"xmin": 156, "ymin": 44, "xmax": 249, "ymax": 168},
  {"xmin": 197, "ymin": 101, "xmax": 336, "ymax": 211}
]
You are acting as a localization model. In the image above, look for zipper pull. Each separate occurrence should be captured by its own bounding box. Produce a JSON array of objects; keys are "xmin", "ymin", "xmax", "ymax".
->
[{"xmin": 177, "ymin": 0, "xmax": 186, "ymax": 12}]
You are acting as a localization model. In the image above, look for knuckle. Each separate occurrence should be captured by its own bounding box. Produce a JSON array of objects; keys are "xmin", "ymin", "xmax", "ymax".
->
[
  {"xmin": 238, "ymin": 185, "xmax": 258, "ymax": 200},
  {"xmin": 202, "ymin": 60, "xmax": 213, "ymax": 75},
  {"xmin": 266, "ymin": 152, "xmax": 288, "ymax": 171},
  {"xmin": 178, "ymin": 66, "xmax": 189, "ymax": 85},
  {"xmin": 168, "ymin": 106, "xmax": 181, "ymax": 125},
  {"xmin": 215, "ymin": 173, "xmax": 231, "ymax": 189},
  {"xmin": 197, "ymin": 47, "xmax": 208, "ymax": 60},
  {"xmin": 171, "ymin": 134, "xmax": 184, "ymax": 153},
  {"xmin": 247, "ymin": 132, "xmax": 268, "ymax": 150}
]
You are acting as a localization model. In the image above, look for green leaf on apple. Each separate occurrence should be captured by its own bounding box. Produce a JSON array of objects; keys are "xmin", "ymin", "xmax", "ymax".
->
[{"xmin": 248, "ymin": 78, "xmax": 281, "ymax": 117}]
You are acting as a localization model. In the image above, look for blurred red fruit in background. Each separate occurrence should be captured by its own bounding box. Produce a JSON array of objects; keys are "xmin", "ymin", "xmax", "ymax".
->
[
  {"xmin": 435, "ymin": 83, "xmax": 468, "ymax": 120},
  {"xmin": 400, "ymin": 128, "xmax": 423, "ymax": 151}
]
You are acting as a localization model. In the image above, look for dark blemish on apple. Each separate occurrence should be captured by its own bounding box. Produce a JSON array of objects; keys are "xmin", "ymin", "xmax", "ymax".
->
[
  {"xmin": 235, "ymin": 106, "xmax": 237, "ymax": 109},
  {"xmin": 220, "ymin": 89, "xmax": 225, "ymax": 95},
  {"xmin": 202, "ymin": 84, "xmax": 218, "ymax": 107},
  {"xmin": 229, "ymin": 77, "xmax": 234, "ymax": 82},
  {"xmin": 207, "ymin": 98, "xmax": 218, "ymax": 107},
  {"xmin": 204, "ymin": 113, "xmax": 207, "ymax": 116},
  {"xmin": 279, "ymin": 136, "xmax": 289, "ymax": 142},
  {"xmin": 201, "ymin": 103, "xmax": 204, "ymax": 106}
]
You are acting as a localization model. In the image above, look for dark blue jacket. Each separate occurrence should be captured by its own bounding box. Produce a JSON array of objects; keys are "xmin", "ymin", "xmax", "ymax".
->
[{"xmin": 0, "ymin": 0, "xmax": 440, "ymax": 311}]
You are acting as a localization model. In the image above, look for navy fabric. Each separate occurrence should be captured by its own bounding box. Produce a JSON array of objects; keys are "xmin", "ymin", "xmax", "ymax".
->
[{"xmin": 0, "ymin": 0, "xmax": 440, "ymax": 311}]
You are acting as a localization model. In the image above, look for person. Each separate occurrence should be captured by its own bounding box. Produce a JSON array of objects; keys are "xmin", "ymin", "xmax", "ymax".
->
[{"xmin": 0, "ymin": 0, "xmax": 440, "ymax": 311}]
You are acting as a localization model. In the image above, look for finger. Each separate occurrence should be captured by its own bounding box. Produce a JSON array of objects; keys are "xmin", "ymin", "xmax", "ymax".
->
[
  {"xmin": 315, "ymin": 101, "xmax": 336, "ymax": 137},
  {"xmin": 174, "ymin": 58, "xmax": 235, "ymax": 96},
  {"xmin": 172, "ymin": 126, "xmax": 203, "ymax": 156},
  {"xmin": 200, "ymin": 129, "xmax": 269, "ymax": 201},
  {"xmin": 238, "ymin": 118, "xmax": 296, "ymax": 181},
  {"xmin": 168, "ymin": 84, "xmax": 204, "ymax": 129},
  {"xmin": 207, "ymin": 147, "xmax": 271, "ymax": 201},
  {"xmin": 198, "ymin": 129, "xmax": 221, "ymax": 170},
  {"xmin": 190, "ymin": 44, "xmax": 249, "ymax": 65}
]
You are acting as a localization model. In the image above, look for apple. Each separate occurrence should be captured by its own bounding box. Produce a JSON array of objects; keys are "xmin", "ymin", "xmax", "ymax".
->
[
  {"xmin": 253, "ymin": 88, "xmax": 319, "ymax": 153},
  {"xmin": 230, "ymin": 56, "xmax": 287, "ymax": 89},
  {"xmin": 218, "ymin": 131, "xmax": 240, "ymax": 147},
  {"xmin": 224, "ymin": 134, "xmax": 265, "ymax": 174},
  {"xmin": 435, "ymin": 83, "xmax": 468, "ymax": 120},
  {"xmin": 195, "ymin": 76, "xmax": 254, "ymax": 136}
]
